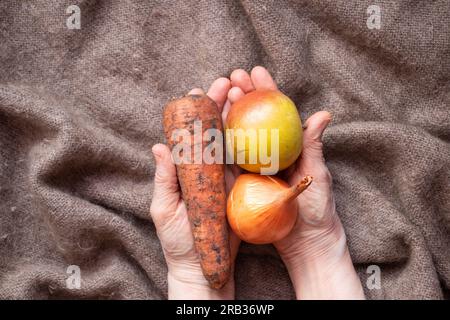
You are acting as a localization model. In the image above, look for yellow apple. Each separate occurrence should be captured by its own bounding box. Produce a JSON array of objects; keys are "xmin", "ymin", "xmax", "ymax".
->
[{"xmin": 225, "ymin": 90, "xmax": 303, "ymax": 174}]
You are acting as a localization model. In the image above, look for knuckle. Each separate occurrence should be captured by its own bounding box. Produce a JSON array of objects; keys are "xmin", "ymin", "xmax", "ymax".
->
[
  {"xmin": 150, "ymin": 201, "xmax": 168, "ymax": 220},
  {"xmin": 323, "ymin": 169, "xmax": 333, "ymax": 184},
  {"xmin": 306, "ymin": 140, "xmax": 324, "ymax": 151},
  {"xmin": 149, "ymin": 203, "xmax": 160, "ymax": 218},
  {"xmin": 154, "ymin": 171, "xmax": 178, "ymax": 189}
]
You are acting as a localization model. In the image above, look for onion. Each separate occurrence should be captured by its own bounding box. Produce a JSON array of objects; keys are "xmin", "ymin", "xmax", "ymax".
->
[{"xmin": 227, "ymin": 174, "xmax": 313, "ymax": 244}]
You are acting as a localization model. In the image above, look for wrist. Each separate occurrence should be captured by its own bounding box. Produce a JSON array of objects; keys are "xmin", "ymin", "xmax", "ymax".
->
[
  {"xmin": 289, "ymin": 251, "xmax": 365, "ymax": 300},
  {"xmin": 167, "ymin": 263, "xmax": 235, "ymax": 300},
  {"xmin": 278, "ymin": 215, "xmax": 365, "ymax": 300},
  {"xmin": 277, "ymin": 212, "xmax": 345, "ymax": 268}
]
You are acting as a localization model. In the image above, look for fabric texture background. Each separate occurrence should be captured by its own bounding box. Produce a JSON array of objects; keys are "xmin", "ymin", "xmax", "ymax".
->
[{"xmin": 0, "ymin": 0, "xmax": 449, "ymax": 299}]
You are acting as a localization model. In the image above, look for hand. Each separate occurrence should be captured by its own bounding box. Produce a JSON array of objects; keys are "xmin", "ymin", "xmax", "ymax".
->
[
  {"xmin": 228, "ymin": 66, "xmax": 365, "ymax": 300},
  {"xmin": 150, "ymin": 78, "xmax": 240, "ymax": 300}
]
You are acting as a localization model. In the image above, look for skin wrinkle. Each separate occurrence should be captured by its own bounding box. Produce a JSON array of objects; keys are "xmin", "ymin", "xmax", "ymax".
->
[
  {"xmin": 278, "ymin": 211, "xmax": 344, "ymax": 265},
  {"xmin": 2, "ymin": 0, "xmax": 448, "ymax": 301}
]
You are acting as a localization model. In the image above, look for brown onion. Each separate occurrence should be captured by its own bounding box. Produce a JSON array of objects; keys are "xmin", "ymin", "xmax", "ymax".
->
[{"xmin": 227, "ymin": 174, "xmax": 313, "ymax": 244}]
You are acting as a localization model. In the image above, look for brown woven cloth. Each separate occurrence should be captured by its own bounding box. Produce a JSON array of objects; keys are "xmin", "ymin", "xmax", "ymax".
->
[{"xmin": 0, "ymin": 0, "xmax": 449, "ymax": 299}]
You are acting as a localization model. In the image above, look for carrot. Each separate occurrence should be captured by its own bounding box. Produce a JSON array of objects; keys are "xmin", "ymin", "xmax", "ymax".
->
[{"xmin": 163, "ymin": 94, "xmax": 231, "ymax": 289}]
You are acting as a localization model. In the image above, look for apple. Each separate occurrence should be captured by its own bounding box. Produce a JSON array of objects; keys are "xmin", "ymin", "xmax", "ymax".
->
[{"xmin": 225, "ymin": 89, "xmax": 303, "ymax": 174}]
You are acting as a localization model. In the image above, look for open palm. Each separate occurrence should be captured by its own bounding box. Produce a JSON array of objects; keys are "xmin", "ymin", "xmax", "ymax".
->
[
  {"xmin": 226, "ymin": 67, "xmax": 339, "ymax": 262},
  {"xmin": 150, "ymin": 77, "xmax": 241, "ymax": 284}
]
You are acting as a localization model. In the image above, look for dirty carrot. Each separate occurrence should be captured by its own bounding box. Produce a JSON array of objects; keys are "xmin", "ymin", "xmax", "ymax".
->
[{"xmin": 163, "ymin": 94, "xmax": 230, "ymax": 289}]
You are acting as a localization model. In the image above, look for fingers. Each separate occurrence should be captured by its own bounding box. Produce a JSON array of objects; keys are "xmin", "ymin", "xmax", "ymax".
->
[
  {"xmin": 230, "ymin": 66, "xmax": 277, "ymax": 96},
  {"xmin": 190, "ymin": 66, "xmax": 278, "ymax": 131},
  {"xmin": 228, "ymin": 66, "xmax": 278, "ymax": 105},
  {"xmin": 250, "ymin": 66, "xmax": 277, "ymax": 90},
  {"xmin": 188, "ymin": 88, "xmax": 205, "ymax": 95},
  {"xmin": 207, "ymin": 77, "xmax": 231, "ymax": 112},
  {"xmin": 230, "ymin": 69, "xmax": 254, "ymax": 93},
  {"xmin": 303, "ymin": 111, "xmax": 332, "ymax": 143},
  {"xmin": 188, "ymin": 78, "xmax": 231, "ymax": 114},
  {"xmin": 228, "ymin": 87, "xmax": 245, "ymax": 104},
  {"xmin": 221, "ymin": 99, "xmax": 232, "ymax": 123},
  {"xmin": 224, "ymin": 164, "xmax": 242, "ymax": 194},
  {"xmin": 301, "ymin": 111, "xmax": 332, "ymax": 164},
  {"xmin": 152, "ymin": 143, "xmax": 177, "ymax": 183},
  {"xmin": 150, "ymin": 144, "xmax": 180, "ymax": 219}
]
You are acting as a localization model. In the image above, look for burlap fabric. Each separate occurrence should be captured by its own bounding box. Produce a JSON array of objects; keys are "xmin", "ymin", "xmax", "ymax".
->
[{"xmin": 0, "ymin": 0, "xmax": 449, "ymax": 299}]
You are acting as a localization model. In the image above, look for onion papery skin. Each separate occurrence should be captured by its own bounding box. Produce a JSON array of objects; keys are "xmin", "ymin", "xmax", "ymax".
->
[{"xmin": 227, "ymin": 174, "xmax": 303, "ymax": 244}]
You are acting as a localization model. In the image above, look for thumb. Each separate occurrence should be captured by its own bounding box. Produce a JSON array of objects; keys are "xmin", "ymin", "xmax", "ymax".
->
[
  {"xmin": 301, "ymin": 111, "xmax": 332, "ymax": 163},
  {"xmin": 150, "ymin": 144, "xmax": 180, "ymax": 219}
]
